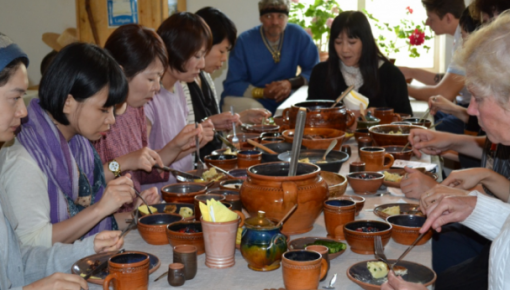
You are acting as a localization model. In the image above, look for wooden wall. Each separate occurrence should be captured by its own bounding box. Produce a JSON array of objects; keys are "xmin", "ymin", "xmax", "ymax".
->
[{"xmin": 75, "ymin": 0, "xmax": 186, "ymax": 46}]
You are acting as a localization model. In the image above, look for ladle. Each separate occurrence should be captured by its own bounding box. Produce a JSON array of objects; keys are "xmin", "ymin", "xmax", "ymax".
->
[
  {"xmin": 276, "ymin": 204, "xmax": 298, "ymax": 228},
  {"xmin": 247, "ymin": 139, "xmax": 278, "ymax": 154},
  {"xmin": 322, "ymin": 139, "xmax": 338, "ymax": 161},
  {"xmin": 330, "ymin": 85, "xmax": 354, "ymax": 108}
]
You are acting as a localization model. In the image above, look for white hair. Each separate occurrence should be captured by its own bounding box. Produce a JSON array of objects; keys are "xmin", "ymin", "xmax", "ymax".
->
[{"xmin": 456, "ymin": 10, "xmax": 510, "ymax": 104}]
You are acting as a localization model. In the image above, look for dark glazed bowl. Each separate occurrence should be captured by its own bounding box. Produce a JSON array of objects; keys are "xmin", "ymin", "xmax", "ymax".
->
[
  {"xmin": 277, "ymin": 149, "xmax": 349, "ymax": 172},
  {"xmin": 138, "ymin": 213, "xmax": 183, "ymax": 245},
  {"xmin": 167, "ymin": 221, "xmax": 205, "ymax": 255},
  {"xmin": 386, "ymin": 214, "xmax": 433, "ymax": 245},
  {"xmin": 204, "ymin": 154, "xmax": 237, "ymax": 170},
  {"xmin": 343, "ymin": 220, "xmax": 392, "ymax": 255},
  {"xmin": 161, "ymin": 183, "xmax": 207, "ymax": 204}
]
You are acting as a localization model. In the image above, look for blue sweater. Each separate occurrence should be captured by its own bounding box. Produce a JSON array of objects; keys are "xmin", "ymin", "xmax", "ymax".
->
[{"xmin": 222, "ymin": 23, "xmax": 319, "ymax": 113}]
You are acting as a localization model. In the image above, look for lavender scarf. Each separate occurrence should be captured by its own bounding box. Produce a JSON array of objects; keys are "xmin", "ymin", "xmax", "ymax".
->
[{"xmin": 17, "ymin": 99, "xmax": 111, "ymax": 238}]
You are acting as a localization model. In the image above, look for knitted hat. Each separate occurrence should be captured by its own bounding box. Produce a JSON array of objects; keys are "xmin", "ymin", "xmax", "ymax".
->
[
  {"xmin": 259, "ymin": 0, "xmax": 290, "ymax": 16},
  {"xmin": 0, "ymin": 33, "xmax": 29, "ymax": 73}
]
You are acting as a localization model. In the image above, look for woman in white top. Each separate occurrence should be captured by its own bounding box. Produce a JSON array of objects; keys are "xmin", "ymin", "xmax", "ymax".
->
[{"xmin": 383, "ymin": 11, "xmax": 510, "ymax": 290}]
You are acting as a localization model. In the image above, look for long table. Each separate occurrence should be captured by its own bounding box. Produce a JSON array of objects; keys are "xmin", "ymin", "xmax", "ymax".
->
[{"xmin": 90, "ymin": 139, "xmax": 435, "ymax": 290}]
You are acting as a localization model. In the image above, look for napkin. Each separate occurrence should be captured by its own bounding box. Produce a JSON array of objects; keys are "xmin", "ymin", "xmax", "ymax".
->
[
  {"xmin": 388, "ymin": 187, "xmax": 405, "ymax": 197},
  {"xmin": 199, "ymin": 199, "xmax": 238, "ymax": 222},
  {"xmin": 343, "ymin": 90, "xmax": 369, "ymax": 111}
]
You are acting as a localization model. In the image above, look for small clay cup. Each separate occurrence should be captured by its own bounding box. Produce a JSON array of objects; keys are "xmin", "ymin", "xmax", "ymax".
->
[
  {"xmin": 354, "ymin": 128, "xmax": 370, "ymax": 142},
  {"xmin": 359, "ymin": 146, "xmax": 394, "ymax": 171},
  {"xmin": 261, "ymin": 137, "xmax": 285, "ymax": 144},
  {"xmin": 340, "ymin": 145, "xmax": 351, "ymax": 157},
  {"xmin": 194, "ymin": 194, "xmax": 225, "ymax": 222},
  {"xmin": 305, "ymin": 245, "xmax": 330, "ymax": 282},
  {"xmin": 237, "ymin": 150, "xmax": 262, "ymax": 169},
  {"xmin": 357, "ymin": 136, "xmax": 373, "ymax": 156},
  {"xmin": 374, "ymin": 107, "xmax": 401, "ymax": 124},
  {"xmin": 282, "ymin": 250, "xmax": 328, "ymax": 290},
  {"xmin": 349, "ymin": 161, "xmax": 365, "ymax": 173},
  {"xmin": 103, "ymin": 251, "xmax": 149, "ymax": 290},
  {"xmin": 204, "ymin": 154, "xmax": 237, "ymax": 171},
  {"xmin": 323, "ymin": 198, "xmax": 356, "ymax": 240},
  {"xmin": 336, "ymin": 196, "xmax": 365, "ymax": 216},
  {"xmin": 173, "ymin": 245, "xmax": 197, "ymax": 280},
  {"xmin": 167, "ymin": 263, "xmax": 185, "ymax": 287}
]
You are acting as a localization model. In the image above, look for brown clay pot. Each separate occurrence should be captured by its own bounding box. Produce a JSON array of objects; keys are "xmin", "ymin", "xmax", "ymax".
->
[
  {"xmin": 282, "ymin": 128, "xmax": 345, "ymax": 150},
  {"xmin": 373, "ymin": 107, "xmax": 402, "ymax": 124},
  {"xmin": 204, "ymin": 154, "xmax": 237, "ymax": 171},
  {"xmin": 173, "ymin": 245, "xmax": 197, "ymax": 280},
  {"xmin": 167, "ymin": 263, "xmax": 185, "ymax": 286},
  {"xmin": 166, "ymin": 220, "xmax": 205, "ymax": 255},
  {"xmin": 369, "ymin": 124, "xmax": 426, "ymax": 146},
  {"xmin": 237, "ymin": 150, "xmax": 262, "ymax": 169},
  {"xmin": 323, "ymin": 198, "xmax": 356, "ymax": 240},
  {"xmin": 343, "ymin": 220, "xmax": 392, "ymax": 255},
  {"xmin": 137, "ymin": 213, "xmax": 183, "ymax": 245},
  {"xmin": 240, "ymin": 162, "xmax": 328, "ymax": 235},
  {"xmin": 282, "ymin": 100, "xmax": 355, "ymax": 132},
  {"xmin": 161, "ymin": 183, "xmax": 207, "ymax": 204},
  {"xmin": 382, "ymin": 145, "xmax": 413, "ymax": 161},
  {"xmin": 282, "ymin": 250, "xmax": 328, "ymax": 290},
  {"xmin": 386, "ymin": 215, "xmax": 433, "ymax": 245},
  {"xmin": 103, "ymin": 251, "xmax": 150, "ymax": 290}
]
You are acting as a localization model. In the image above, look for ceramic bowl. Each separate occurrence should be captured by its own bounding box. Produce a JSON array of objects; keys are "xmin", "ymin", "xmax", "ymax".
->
[
  {"xmin": 320, "ymin": 171, "xmax": 347, "ymax": 198},
  {"xmin": 374, "ymin": 203, "xmax": 422, "ymax": 220},
  {"xmin": 357, "ymin": 116, "xmax": 380, "ymax": 129},
  {"xmin": 369, "ymin": 124, "xmax": 426, "ymax": 146},
  {"xmin": 211, "ymin": 148, "xmax": 237, "ymax": 156},
  {"xmin": 277, "ymin": 149, "xmax": 349, "ymax": 173},
  {"xmin": 386, "ymin": 215, "xmax": 433, "ymax": 245},
  {"xmin": 161, "ymin": 183, "xmax": 208, "ymax": 204},
  {"xmin": 381, "ymin": 145, "xmax": 413, "ymax": 160},
  {"xmin": 335, "ymin": 196, "xmax": 365, "ymax": 216},
  {"xmin": 282, "ymin": 128, "xmax": 345, "ymax": 150},
  {"xmin": 219, "ymin": 179, "xmax": 244, "ymax": 191},
  {"xmin": 204, "ymin": 154, "xmax": 237, "ymax": 171},
  {"xmin": 347, "ymin": 172, "xmax": 384, "ymax": 194},
  {"xmin": 287, "ymin": 237, "xmax": 347, "ymax": 260},
  {"xmin": 166, "ymin": 220, "xmax": 205, "ymax": 255},
  {"xmin": 227, "ymin": 133, "xmax": 260, "ymax": 150},
  {"xmin": 256, "ymin": 142, "xmax": 306, "ymax": 162},
  {"xmin": 228, "ymin": 168, "xmax": 248, "ymax": 180},
  {"xmin": 403, "ymin": 118, "xmax": 432, "ymax": 128},
  {"xmin": 241, "ymin": 124, "xmax": 280, "ymax": 134},
  {"xmin": 347, "ymin": 259, "xmax": 436, "ymax": 290},
  {"xmin": 138, "ymin": 213, "xmax": 183, "ymax": 245},
  {"xmin": 343, "ymin": 220, "xmax": 392, "ymax": 255},
  {"xmin": 136, "ymin": 203, "xmax": 194, "ymax": 219},
  {"xmin": 381, "ymin": 169, "xmax": 438, "ymax": 189}
]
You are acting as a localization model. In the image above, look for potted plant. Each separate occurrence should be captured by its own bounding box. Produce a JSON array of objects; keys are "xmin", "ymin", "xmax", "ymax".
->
[
  {"xmin": 288, "ymin": 0, "xmax": 342, "ymax": 61},
  {"xmin": 364, "ymin": 6, "xmax": 433, "ymax": 60}
]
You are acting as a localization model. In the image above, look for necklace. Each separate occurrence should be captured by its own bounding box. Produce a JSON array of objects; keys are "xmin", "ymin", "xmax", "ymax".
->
[{"xmin": 260, "ymin": 26, "xmax": 284, "ymax": 63}]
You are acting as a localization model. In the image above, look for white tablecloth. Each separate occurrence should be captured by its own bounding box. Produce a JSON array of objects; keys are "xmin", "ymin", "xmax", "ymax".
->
[{"xmin": 90, "ymin": 139, "xmax": 435, "ymax": 290}]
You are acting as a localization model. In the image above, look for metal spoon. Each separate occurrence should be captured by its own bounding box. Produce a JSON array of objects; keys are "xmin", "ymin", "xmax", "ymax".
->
[
  {"xmin": 321, "ymin": 139, "xmax": 338, "ymax": 162},
  {"xmin": 230, "ymin": 106, "xmax": 240, "ymax": 148},
  {"xmin": 322, "ymin": 273, "xmax": 337, "ymax": 289},
  {"xmin": 112, "ymin": 172, "xmax": 153, "ymax": 215}
]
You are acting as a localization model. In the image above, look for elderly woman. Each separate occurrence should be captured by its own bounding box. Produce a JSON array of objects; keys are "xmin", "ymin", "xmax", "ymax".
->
[
  {"xmin": 0, "ymin": 34, "xmax": 123, "ymax": 290},
  {"xmin": 383, "ymin": 12, "xmax": 510, "ymax": 290},
  {"xmin": 307, "ymin": 11, "xmax": 412, "ymax": 116}
]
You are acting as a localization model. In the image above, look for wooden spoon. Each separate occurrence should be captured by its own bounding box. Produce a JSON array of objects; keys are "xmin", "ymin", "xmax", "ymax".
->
[
  {"xmin": 276, "ymin": 204, "xmax": 298, "ymax": 228},
  {"xmin": 359, "ymin": 103, "xmax": 368, "ymax": 122},
  {"xmin": 330, "ymin": 85, "xmax": 355, "ymax": 108},
  {"xmin": 247, "ymin": 139, "xmax": 278, "ymax": 155}
]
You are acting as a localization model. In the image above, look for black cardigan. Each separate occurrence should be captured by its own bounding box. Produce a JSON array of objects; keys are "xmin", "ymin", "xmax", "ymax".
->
[{"xmin": 307, "ymin": 61, "xmax": 413, "ymax": 115}]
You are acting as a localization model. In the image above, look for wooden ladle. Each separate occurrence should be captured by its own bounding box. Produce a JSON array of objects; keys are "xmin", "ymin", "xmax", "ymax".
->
[{"xmin": 247, "ymin": 139, "xmax": 278, "ymax": 155}]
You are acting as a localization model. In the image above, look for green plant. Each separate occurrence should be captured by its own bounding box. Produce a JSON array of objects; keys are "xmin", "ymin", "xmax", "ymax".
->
[
  {"xmin": 288, "ymin": 0, "xmax": 342, "ymax": 51},
  {"xmin": 364, "ymin": 6, "xmax": 433, "ymax": 58}
]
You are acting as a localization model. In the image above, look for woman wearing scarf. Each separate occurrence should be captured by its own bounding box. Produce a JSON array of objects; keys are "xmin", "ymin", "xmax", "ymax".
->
[
  {"xmin": 307, "ymin": 11, "xmax": 412, "ymax": 116},
  {"xmin": 0, "ymin": 43, "xmax": 157, "ymax": 248}
]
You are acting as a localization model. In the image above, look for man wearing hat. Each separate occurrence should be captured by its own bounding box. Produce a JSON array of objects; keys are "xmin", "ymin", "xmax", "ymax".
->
[{"xmin": 221, "ymin": 0, "xmax": 319, "ymax": 114}]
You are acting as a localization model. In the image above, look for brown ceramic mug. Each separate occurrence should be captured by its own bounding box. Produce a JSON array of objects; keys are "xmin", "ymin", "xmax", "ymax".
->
[
  {"xmin": 194, "ymin": 194, "xmax": 225, "ymax": 222},
  {"xmin": 173, "ymin": 245, "xmax": 197, "ymax": 280},
  {"xmin": 357, "ymin": 136, "xmax": 373, "ymax": 156},
  {"xmin": 349, "ymin": 161, "xmax": 366, "ymax": 173},
  {"xmin": 305, "ymin": 245, "xmax": 330, "ymax": 282},
  {"xmin": 237, "ymin": 150, "xmax": 262, "ymax": 169},
  {"xmin": 374, "ymin": 107, "xmax": 402, "ymax": 124},
  {"xmin": 167, "ymin": 263, "xmax": 185, "ymax": 287},
  {"xmin": 282, "ymin": 250, "xmax": 328, "ymax": 290},
  {"xmin": 323, "ymin": 198, "xmax": 356, "ymax": 240},
  {"xmin": 103, "ymin": 251, "xmax": 149, "ymax": 290},
  {"xmin": 359, "ymin": 146, "xmax": 394, "ymax": 171}
]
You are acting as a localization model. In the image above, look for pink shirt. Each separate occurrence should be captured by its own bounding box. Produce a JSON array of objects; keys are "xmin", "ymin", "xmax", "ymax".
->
[{"xmin": 142, "ymin": 82, "xmax": 193, "ymax": 191}]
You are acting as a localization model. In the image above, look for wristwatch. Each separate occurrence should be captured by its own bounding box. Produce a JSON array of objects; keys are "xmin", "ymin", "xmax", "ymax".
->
[{"xmin": 108, "ymin": 160, "xmax": 121, "ymax": 177}]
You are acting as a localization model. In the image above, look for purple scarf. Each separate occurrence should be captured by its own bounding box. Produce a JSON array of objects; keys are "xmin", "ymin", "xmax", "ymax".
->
[{"xmin": 17, "ymin": 99, "xmax": 111, "ymax": 237}]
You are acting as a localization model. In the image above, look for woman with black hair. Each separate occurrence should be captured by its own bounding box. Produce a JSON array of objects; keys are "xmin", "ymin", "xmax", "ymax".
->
[
  {"xmin": 307, "ymin": 11, "xmax": 412, "ymax": 116},
  {"xmin": 0, "ymin": 43, "xmax": 151, "ymax": 247}
]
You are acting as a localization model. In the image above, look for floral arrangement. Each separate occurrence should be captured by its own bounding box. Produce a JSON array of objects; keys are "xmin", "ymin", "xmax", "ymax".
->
[
  {"xmin": 364, "ymin": 6, "xmax": 432, "ymax": 58},
  {"xmin": 288, "ymin": 0, "xmax": 341, "ymax": 52}
]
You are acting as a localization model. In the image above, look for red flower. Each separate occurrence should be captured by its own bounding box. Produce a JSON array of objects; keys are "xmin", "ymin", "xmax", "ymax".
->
[
  {"xmin": 409, "ymin": 28, "xmax": 425, "ymax": 46},
  {"xmin": 406, "ymin": 6, "xmax": 413, "ymax": 14}
]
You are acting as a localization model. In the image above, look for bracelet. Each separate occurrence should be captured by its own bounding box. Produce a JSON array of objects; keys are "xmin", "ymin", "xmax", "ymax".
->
[
  {"xmin": 201, "ymin": 117, "xmax": 209, "ymax": 123},
  {"xmin": 288, "ymin": 76, "xmax": 305, "ymax": 90},
  {"xmin": 252, "ymin": 88, "xmax": 264, "ymax": 99}
]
